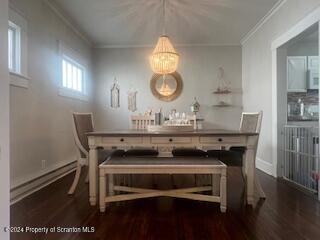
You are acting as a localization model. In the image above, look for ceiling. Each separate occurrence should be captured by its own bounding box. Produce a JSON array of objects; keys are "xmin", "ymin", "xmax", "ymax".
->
[{"xmin": 52, "ymin": 0, "xmax": 280, "ymax": 47}]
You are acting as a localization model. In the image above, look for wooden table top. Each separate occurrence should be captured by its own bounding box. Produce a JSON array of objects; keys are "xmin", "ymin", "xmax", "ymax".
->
[{"xmin": 87, "ymin": 129, "xmax": 258, "ymax": 137}]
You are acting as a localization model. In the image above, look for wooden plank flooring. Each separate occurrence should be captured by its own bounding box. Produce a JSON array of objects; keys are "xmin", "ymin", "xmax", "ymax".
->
[{"xmin": 10, "ymin": 167, "xmax": 320, "ymax": 240}]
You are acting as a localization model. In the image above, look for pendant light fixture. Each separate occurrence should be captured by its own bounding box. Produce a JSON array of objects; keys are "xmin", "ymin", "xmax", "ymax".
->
[{"xmin": 149, "ymin": 0, "xmax": 179, "ymax": 75}]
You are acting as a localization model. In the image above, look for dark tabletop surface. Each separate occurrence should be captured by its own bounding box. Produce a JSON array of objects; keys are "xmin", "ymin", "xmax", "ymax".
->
[{"xmin": 87, "ymin": 129, "xmax": 258, "ymax": 137}]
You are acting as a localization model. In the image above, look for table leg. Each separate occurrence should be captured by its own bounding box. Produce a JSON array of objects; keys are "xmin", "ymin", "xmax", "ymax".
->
[
  {"xmin": 219, "ymin": 170, "xmax": 227, "ymax": 213},
  {"xmin": 99, "ymin": 170, "xmax": 106, "ymax": 212},
  {"xmin": 89, "ymin": 148, "xmax": 98, "ymax": 206}
]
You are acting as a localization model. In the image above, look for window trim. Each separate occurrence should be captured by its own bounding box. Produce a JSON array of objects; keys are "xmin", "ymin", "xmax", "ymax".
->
[
  {"xmin": 8, "ymin": 20, "xmax": 21, "ymax": 74},
  {"xmin": 58, "ymin": 87, "xmax": 89, "ymax": 102},
  {"xmin": 58, "ymin": 41, "xmax": 89, "ymax": 102},
  {"xmin": 9, "ymin": 7, "xmax": 30, "ymax": 89}
]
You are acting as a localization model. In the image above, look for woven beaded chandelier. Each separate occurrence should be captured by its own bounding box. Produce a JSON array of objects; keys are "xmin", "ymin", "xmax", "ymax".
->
[{"xmin": 150, "ymin": 0, "xmax": 179, "ymax": 75}]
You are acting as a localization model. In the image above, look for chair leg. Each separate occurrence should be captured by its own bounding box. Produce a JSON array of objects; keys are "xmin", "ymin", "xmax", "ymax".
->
[
  {"xmin": 255, "ymin": 171, "xmax": 266, "ymax": 199},
  {"xmin": 152, "ymin": 174, "xmax": 158, "ymax": 189},
  {"xmin": 171, "ymin": 174, "xmax": 177, "ymax": 189},
  {"xmin": 85, "ymin": 170, "xmax": 89, "ymax": 184},
  {"xmin": 68, "ymin": 163, "xmax": 82, "ymax": 195},
  {"xmin": 129, "ymin": 174, "xmax": 133, "ymax": 187},
  {"xmin": 238, "ymin": 165, "xmax": 248, "ymax": 205}
]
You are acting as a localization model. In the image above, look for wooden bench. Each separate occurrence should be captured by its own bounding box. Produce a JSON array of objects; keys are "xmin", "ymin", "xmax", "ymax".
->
[{"xmin": 99, "ymin": 157, "xmax": 227, "ymax": 213}]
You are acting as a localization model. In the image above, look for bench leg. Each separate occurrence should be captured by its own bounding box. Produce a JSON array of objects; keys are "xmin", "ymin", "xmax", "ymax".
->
[
  {"xmin": 212, "ymin": 175, "xmax": 220, "ymax": 195},
  {"xmin": 108, "ymin": 174, "xmax": 114, "ymax": 196},
  {"xmin": 99, "ymin": 173, "xmax": 106, "ymax": 213},
  {"xmin": 219, "ymin": 169, "xmax": 227, "ymax": 213}
]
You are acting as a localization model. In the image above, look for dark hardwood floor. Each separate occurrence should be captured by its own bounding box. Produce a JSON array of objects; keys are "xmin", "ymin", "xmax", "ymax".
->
[{"xmin": 11, "ymin": 168, "xmax": 320, "ymax": 240}]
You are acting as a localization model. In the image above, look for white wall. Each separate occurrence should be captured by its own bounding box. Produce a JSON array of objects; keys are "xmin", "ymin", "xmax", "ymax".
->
[
  {"xmin": 0, "ymin": 0, "xmax": 10, "ymax": 238},
  {"xmin": 93, "ymin": 46, "xmax": 242, "ymax": 130},
  {"xmin": 9, "ymin": 0, "xmax": 93, "ymax": 189},
  {"xmin": 242, "ymin": 0, "xmax": 320, "ymax": 175}
]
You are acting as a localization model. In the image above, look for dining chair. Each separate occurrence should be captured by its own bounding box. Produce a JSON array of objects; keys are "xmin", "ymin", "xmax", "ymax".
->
[
  {"xmin": 207, "ymin": 111, "xmax": 264, "ymax": 198},
  {"xmin": 131, "ymin": 115, "xmax": 156, "ymax": 130},
  {"xmin": 171, "ymin": 113, "xmax": 207, "ymax": 185},
  {"xmin": 171, "ymin": 148, "xmax": 208, "ymax": 186},
  {"xmin": 120, "ymin": 115, "xmax": 159, "ymax": 187},
  {"xmin": 187, "ymin": 114, "xmax": 198, "ymax": 130},
  {"xmin": 126, "ymin": 114, "xmax": 159, "ymax": 156},
  {"xmin": 68, "ymin": 112, "xmax": 124, "ymax": 194}
]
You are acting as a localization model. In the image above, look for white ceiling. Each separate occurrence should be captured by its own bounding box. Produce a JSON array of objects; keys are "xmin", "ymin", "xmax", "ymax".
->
[{"xmin": 52, "ymin": 0, "xmax": 280, "ymax": 47}]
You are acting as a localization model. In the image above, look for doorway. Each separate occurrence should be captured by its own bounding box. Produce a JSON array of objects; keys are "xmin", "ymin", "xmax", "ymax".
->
[{"xmin": 276, "ymin": 23, "xmax": 320, "ymax": 199}]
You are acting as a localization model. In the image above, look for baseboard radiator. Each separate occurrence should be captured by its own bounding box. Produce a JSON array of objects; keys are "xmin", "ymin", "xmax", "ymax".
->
[{"xmin": 10, "ymin": 161, "xmax": 77, "ymax": 204}]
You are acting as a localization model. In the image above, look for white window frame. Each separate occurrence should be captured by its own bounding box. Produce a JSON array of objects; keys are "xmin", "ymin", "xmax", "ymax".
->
[
  {"xmin": 8, "ymin": 21, "xmax": 21, "ymax": 74},
  {"xmin": 58, "ymin": 41, "xmax": 88, "ymax": 102},
  {"xmin": 62, "ymin": 54, "xmax": 85, "ymax": 93},
  {"xmin": 9, "ymin": 7, "xmax": 29, "ymax": 89}
]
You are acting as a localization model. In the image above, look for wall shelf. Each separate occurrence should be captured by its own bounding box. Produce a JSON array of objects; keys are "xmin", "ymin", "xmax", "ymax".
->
[
  {"xmin": 212, "ymin": 104, "xmax": 243, "ymax": 109},
  {"xmin": 213, "ymin": 90, "xmax": 232, "ymax": 94}
]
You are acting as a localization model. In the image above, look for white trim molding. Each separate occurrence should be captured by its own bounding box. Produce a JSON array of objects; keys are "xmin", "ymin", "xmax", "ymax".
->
[
  {"xmin": 271, "ymin": 49, "xmax": 278, "ymax": 178},
  {"xmin": 9, "ymin": 71, "xmax": 29, "ymax": 88},
  {"xmin": 58, "ymin": 87, "xmax": 89, "ymax": 102},
  {"xmin": 241, "ymin": 0, "xmax": 287, "ymax": 45},
  {"xmin": 256, "ymin": 158, "xmax": 273, "ymax": 176},
  {"xmin": 10, "ymin": 160, "xmax": 77, "ymax": 204},
  {"xmin": 95, "ymin": 43, "xmax": 241, "ymax": 49},
  {"xmin": 43, "ymin": 0, "xmax": 93, "ymax": 47},
  {"xmin": 271, "ymin": 5, "xmax": 320, "ymax": 50}
]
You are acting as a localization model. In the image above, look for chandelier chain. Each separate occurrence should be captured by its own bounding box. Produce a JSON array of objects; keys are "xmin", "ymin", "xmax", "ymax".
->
[{"xmin": 162, "ymin": 0, "xmax": 166, "ymax": 35}]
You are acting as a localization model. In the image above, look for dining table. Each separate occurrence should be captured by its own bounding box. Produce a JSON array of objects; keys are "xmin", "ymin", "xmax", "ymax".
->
[{"xmin": 86, "ymin": 129, "xmax": 265, "ymax": 207}]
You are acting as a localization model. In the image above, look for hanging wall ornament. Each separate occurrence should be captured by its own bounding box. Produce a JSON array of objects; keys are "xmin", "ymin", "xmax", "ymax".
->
[
  {"xmin": 127, "ymin": 89, "xmax": 137, "ymax": 112},
  {"xmin": 110, "ymin": 78, "xmax": 120, "ymax": 108}
]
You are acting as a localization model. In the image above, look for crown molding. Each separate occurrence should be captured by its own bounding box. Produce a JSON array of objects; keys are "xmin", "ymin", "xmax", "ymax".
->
[
  {"xmin": 42, "ymin": 0, "xmax": 93, "ymax": 47},
  {"xmin": 9, "ymin": 1, "xmax": 27, "ymax": 19},
  {"xmin": 271, "ymin": 3, "xmax": 320, "ymax": 50},
  {"xmin": 241, "ymin": 0, "xmax": 287, "ymax": 45},
  {"xmin": 94, "ymin": 43, "xmax": 241, "ymax": 49}
]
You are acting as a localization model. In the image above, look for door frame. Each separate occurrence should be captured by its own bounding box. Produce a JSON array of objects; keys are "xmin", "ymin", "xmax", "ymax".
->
[
  {"xmin": 0, "ymin": 0, "xmax": 10, "ymax": 239},
  {"xmin": 271, "ymin": 6, "xmax": 320, "ymax": 179}
]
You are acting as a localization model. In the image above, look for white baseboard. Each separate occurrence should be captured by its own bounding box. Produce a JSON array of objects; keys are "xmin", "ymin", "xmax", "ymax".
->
[
  {"xmin": 10, "ymin": 160, "xmax": 77, "ymax": 204},
  {"xmin": 256, "ymin": 157, "xmax": 273, "ymax": 176}
]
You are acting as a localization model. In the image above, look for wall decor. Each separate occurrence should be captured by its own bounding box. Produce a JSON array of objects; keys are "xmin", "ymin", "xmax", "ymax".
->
[
  {"xmin": 127, "ymin": 89, "xmax": 137, "ymax": 112},
  {"xmin": 190, "ymin": 97, "xmax": 200, "ymax": 113},
  {"xmin": 213, "ymin": 67, "xmax": 233, "ymax": 107},
  {"xmin": 110, "ymin": 78, "xmax": 120, "ymax": 108},
  {"xmin": 150, "ymin": 72, "xmax": 183, "ymax": 102},
  {"xmin": 214, "ymin": 67, "xmax": 231, "ymax": 93}
]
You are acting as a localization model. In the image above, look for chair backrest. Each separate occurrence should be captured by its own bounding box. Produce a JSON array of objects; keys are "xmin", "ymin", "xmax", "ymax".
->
[
  {"xmin": 72, "ymin": 112, "xmax": 94, "ymax": 158},
  {"xmin": 131, "ymin": 115, "xmax": 155, "ymax": 130},
  {"xmin": 239, "ymin": 111, "xmax": 263, "ymax": 134},
  {"xmin": 187, "ymin": 114, "xmax": 197, "ymax": 130},
  {"xmin": 240, "ymin": 111, "xmax": 263, "ymax": 161}
]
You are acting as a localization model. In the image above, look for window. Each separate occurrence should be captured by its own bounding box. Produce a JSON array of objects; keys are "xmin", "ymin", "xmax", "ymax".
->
[
  {"xmin": 62, "ymin": 55, "xmax": 85, "ymax": 93},
  {"xmin": 8, "ymin": 21, "xmax": 21, "ymax": 73},
  {"xmin": 58, "ymin": 41, "xmax": 88, "ymax": 101}
]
